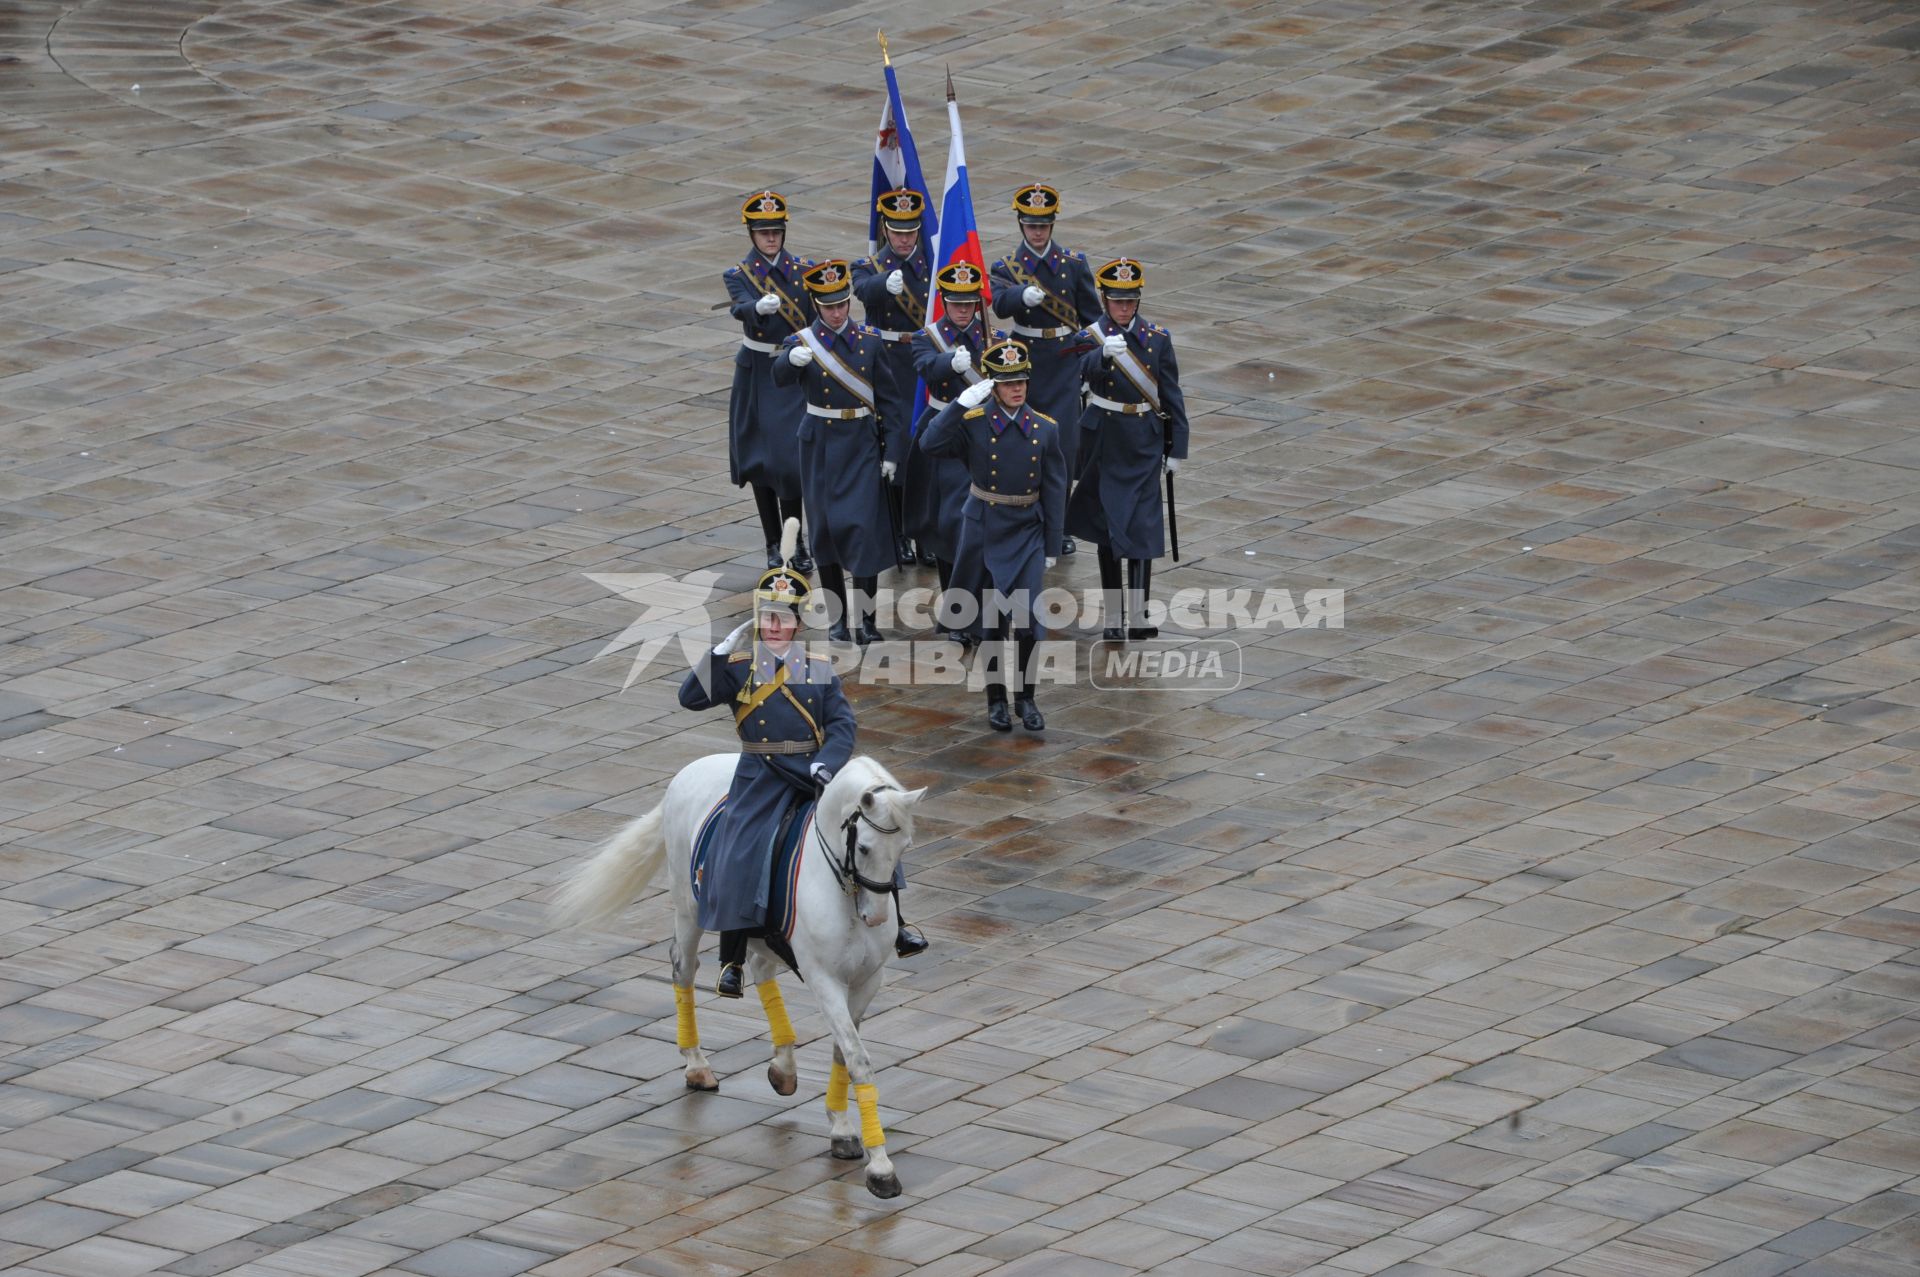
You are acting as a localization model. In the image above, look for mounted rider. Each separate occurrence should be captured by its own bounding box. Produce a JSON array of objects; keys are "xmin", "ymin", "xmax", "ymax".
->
[{"xmin": 678, "ymin": 524, "xmax": 926, "ymax": 998}]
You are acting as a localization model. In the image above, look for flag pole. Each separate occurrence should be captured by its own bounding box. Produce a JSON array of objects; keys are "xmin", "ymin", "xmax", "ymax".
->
[
  {"xmin": 878, "ymin": 29, "xmax": 890, "ymax": 66},
  {"xmin": 946, "ymin": 65, "xmax": 955, "ymax": 102}
]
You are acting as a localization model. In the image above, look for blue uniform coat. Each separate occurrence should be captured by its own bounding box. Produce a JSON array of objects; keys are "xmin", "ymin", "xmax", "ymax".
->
[
  {"xmin": 1066, "ymin": 316, "xmax": 1190, "ymax": 559},
  {"xmin": 678, "ymin": 642, "xmax": 854, "ymax": 932},
  {"xmin": 905, "ymin": 316, "xmax": 997, "ymax": 561},
  {"xmin": 990, "ymin": 242, "xmax": 1101, "ymax": 475},
  {"xmin": 772, "ymin": 321, "xmax": 906, "ymax": 577},
  {"xmin": 853, "ymin": 242, "xmax": 933, "ymax": 482},
  {"xmin": 725, "ymin": 250, "xmax": 815, "ymax": 500},
  {"xmin": 918, "ymin": 398, "xmax": 1067, "ymax": 633}
]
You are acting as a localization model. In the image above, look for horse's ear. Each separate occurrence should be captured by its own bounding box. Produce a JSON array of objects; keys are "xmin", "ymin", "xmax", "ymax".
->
[
  {"xmin": 860, "ymin": 788, "xmax": 878, "ymax": 813},
  {"xmin": 901, "ymin": 786, "xmax": 928, "ymax": 806}
]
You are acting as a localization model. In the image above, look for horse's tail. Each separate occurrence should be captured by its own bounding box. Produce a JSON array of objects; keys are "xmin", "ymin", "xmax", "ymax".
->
[{"xmin": 552, "ymin": 804, "xmax": 669, "ymax": 931}]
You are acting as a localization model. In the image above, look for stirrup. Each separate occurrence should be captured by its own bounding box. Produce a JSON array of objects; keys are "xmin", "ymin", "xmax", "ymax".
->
[
  {"xmin": 894, "ymin": 924, "xmax": 928, "ymax": 958},
  {"xmin": 715, "ymin": 962, "xmax": 744, "ymax": 999}
]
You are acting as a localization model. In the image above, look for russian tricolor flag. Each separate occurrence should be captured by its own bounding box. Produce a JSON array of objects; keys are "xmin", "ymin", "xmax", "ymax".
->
[
  {"xmin": 927, "ymin": 78, "xmax": 989, "ymax": 325},
  {"xmin": 870, "ymin": 60, "xmax": 936, "ymax": 257}
]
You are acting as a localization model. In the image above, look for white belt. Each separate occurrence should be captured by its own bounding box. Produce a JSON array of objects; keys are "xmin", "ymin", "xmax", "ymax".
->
[
  {"xmin": 926, "ymin": 396, "xmax": 950, "ymax": 411},
  {"xmin": 1012, "ymin": 322, "xmax": 1073, "ymax": 340},
  {"xmin": 873, "ymin": 329, "xmax": 913, "ymax": 343},
  {"xmin": 1088, "ymin": 394, "xmax": 1154, "ymax": 416},
  {"xmin": 741, "ymin": 337, "xmax": 778, "ymax": 354},
  {"xmin": 806, "ymin": 404, "xmax": 871, "ymax": 419}
]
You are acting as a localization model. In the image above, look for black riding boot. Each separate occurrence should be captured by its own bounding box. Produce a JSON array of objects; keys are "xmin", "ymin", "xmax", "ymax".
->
[
  {"xmin": 985, "ymin": 682, "xmax": 1011, "ymax": 732},
  {"xmin": 1128, "ymin": 558, "xmax": 1158, "ymax": 640},
  {"xmin": 1013, "ymin": 634, "xmax": 1044, "ymax": 730},
  {"xmin": 753, "ymin": 486, "xmax": 783, "ymax": 567},
  {"xmin": 893, "ymin": 874, "xmax": 927, "ymax": 956},
  {"xmin": 1098, "ymin": 545, "xmax": 1125, "ymax": 640},
  {"xmin": 888, "ymin": 487, "xmax": 913, "ymax": 565},
  {"xmin": 716, "ymin": 929, "xmax": 749, "ymax": 998},
  {"xmin": 820, "ymin": 564, "xmax": 852, "ymax": 643},
  {"xmin": 853, "ymin": 574, "xmax": 882, "ymax": 646}
]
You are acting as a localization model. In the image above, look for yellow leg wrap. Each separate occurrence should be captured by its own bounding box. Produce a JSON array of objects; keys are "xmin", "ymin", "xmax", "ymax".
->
[
  {"xmin": 757, "ymin": 981, "xmax": 796, "ymax": 1048},
  {"xmin": 825, "ymin": 1061, "xmax": 849, "ymax": 1113},
  {"xmin": 855, "ymin": 1083, "xmax": 885, "ymax": 1149},
  {"xmin": 674, "ymin": 984, "xmax": 697, "ymax": 1051}
]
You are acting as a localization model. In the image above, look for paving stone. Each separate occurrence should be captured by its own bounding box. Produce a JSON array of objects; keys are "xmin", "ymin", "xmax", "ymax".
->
[{"xmin": 0, "ymin": 3, "xmax": 1916, "ymax": 1276}]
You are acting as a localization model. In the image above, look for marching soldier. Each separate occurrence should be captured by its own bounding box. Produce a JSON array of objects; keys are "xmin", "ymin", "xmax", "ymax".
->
[
  {"xmin": 678, "ymin": 522, "xmax": 924, "ymax": 999},
  {"xmin": 724, "ymin": 191, "xmax": 816, "ymax": 571},
  {"xmin": 772, "ymin": 261, "xmax": 906, "ymax": 646},
  {"xmin": 919, "ymin": 340, "xmax": 1066, "ymax": 731},
  {"xmin": 1067, "ymin": 259, "xmax": 1189, "ymax": 640},
  {"xmin": 989, "ymin": 183, "xmax": 1100, "ymax": 555},
  {"xmin": 853, "ymin": 189, "xmax": 933, "ymax": 567},
  {"xmin": 908, "ymin": 262, "xmax": 999, "ymax": 644}
]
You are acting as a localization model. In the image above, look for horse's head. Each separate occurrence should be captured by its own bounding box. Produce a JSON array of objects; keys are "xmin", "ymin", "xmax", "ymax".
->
[{"xmin": 822, "ymin": 757, "xmax": 925, "ymax": 929}]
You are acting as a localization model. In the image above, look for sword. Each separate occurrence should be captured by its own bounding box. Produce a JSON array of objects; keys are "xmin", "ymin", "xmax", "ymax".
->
[{"xmin": 1161, "ymin": 407, "xmax": 1180, "ymax": 563}]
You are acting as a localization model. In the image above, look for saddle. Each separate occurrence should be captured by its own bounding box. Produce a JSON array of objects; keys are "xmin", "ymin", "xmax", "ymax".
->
[{"xmin": 690, "ymin": 792, "xmax": 811, "ymax": 975}]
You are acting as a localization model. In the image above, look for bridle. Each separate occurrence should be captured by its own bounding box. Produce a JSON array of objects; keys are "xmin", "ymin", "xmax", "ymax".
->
[{"xmin": 815, "ymin": 784, "xmax": 903, "ymax": 898}]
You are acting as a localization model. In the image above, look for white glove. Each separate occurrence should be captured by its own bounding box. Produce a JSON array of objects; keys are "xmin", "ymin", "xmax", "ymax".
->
[
  {"xmin": 958, "ymin": 380, "xmax": 994, "ymax": 408},
  {"xmin": 713, "ymin": 620, "xmax": 753, "ymax": 656},
  {"xmin": 787, "ymin": 343, "xmax": 814, "ymax": 367},
  {"xmin": 810, "ymin": 762, "xmax": 834, "ymax": 788},
  {"xmin": 1164, "ymin": 457, "xmax": 1181, "ymax": 475},
  {"xmin": 755, "ymin": 292, "xmax": 782, "ymax": 315},
  {"xmin": 949, "ymin": 347, "xmax": 972, "ymax": 373},
  {"xmin": 1045, "ymin": 557, "xmax": 1058, "ymax": 570},
  {"xmin": 881, "ymin": 461, "xmax": 897, "ymax": 480},
  {"xmin": 885, "ymin": 269, "xmax": 905, "ymax": 295},
  {"xmin": 1021, "ymin": 285, "xmax": 1045, "ymax": 307},
  {"xmin": 1101, "ymin": 333, "xmax": 1128, "ymax": 359}
]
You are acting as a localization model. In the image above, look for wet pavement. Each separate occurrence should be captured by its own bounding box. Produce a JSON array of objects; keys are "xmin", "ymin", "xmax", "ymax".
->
[{"xmin": 1, "ymin": 1, "xmax": 1917, "ymax": 1275}]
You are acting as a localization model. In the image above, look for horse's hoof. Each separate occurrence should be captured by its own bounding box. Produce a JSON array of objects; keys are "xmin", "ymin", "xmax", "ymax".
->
[
  {"xmin": 767, "ymin": 1065, "xmax": 797, "ymax": 1097},
  {"xmin": 685, "ymin": 1070, "xmax": 719, "ymax": 1092},
  {"xmin": 830, "ymin": 1135, "xmax": 864, "ymax": 1161},
  {"xmin": 867, "ymin": 1170, "xmax": 902, "ymax": 1199}
]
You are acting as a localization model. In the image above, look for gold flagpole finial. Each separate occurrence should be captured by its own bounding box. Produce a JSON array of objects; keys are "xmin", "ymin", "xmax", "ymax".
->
[{"xmin": 878, "ymin": 29, "xmax": 890, "ymax": 65}]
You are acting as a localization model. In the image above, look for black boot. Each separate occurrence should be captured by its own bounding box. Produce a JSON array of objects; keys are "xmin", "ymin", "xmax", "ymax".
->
[
  {"xmin": 821, "ymin": 565, "xmax": 850, "ymax": 641},
  {"xmin": 895, "ymin": 923, "xmax": 928, "ymax": 957},
  {"xmin": 897, "ymin": 536, "xmax": 916, "ymax": 567},
  {"xmin": 1014, "ymin": 693, "xmax": 1045, "ymax": 731},
  {"xmin": 1098, "ymin": 545, "xmax": 1125, "ymax": 641},
  {"xmin": 856, "ymin": 615, "xmax": 882, "ymax": 646},
  {"xmin": 853, "ymin": 577, "xmax": 881, "ymax": 646},
  {"xmin": 1127, "ymin": 558, "xmax": 1158, "ymax": 640},
  {"xmin": 986, "ymin": 688, "xmax": 1011, "ymax": 732},
  {"xmin": 715, "ymin": 930, "xmax": 749, "ymax": 998},
  {"xmin": 765, "ymin": 545, "xmax": 782, "ymax": 569},
  {"xmin": 1060, "ymin": 536, "xmax": 1077, "ymax": 557},
  {"xmin": 792, "ymin": 538, "xmax": 815, "ymax": 575}
]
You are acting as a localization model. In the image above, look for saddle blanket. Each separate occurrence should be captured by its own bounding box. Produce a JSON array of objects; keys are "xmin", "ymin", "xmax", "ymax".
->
[{"xmin": 690, "ymin": 794, "xmax": 813, "ymax": 944}]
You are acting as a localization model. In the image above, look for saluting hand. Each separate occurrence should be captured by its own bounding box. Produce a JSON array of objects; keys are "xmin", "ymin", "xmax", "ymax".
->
[
  {"xmin": 885, "ymin": 269, "xmax": 906, "ymax": 295},
  {"xmin": 958, "ymin": 380, "xmax": 994, "ymax": 409},
  {"xmin": 713, "ymin": 619, "xmax": 754, "ymax": 656},
  {"xmin": 755, "ymin": 292, "xmax": 782, "ymax": 315}
]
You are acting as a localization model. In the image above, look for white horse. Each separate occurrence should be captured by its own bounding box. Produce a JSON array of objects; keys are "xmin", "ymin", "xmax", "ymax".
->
[{"xmin": 554, "ymin": 752, "xmax": 925, "ymax": 1198}]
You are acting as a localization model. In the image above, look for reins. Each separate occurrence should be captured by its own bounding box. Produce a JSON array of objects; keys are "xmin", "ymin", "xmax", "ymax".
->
[{"xmin": 815, "ymin": 783, "xmax": 904, "ymax": 898}]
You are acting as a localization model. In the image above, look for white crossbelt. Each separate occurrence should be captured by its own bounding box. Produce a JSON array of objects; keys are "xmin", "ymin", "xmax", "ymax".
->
[
  {"xmin": 741, "ymin": 337, "xmax": 778, "ymax": 354},
  {"xmin": 1012, "ymin": 322, "xmax": 1073, "ymax": 340},
  {"xmin": 1087, "ymin": 394, "xmax": 1154, "ymax": 416},
  {"xmin": 926, "ymin": 396, "xmax": 950, "ymax": 411},
  {"xmin": 806, "ymin": 404, "xmax": 871, "ymax": 419}
]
